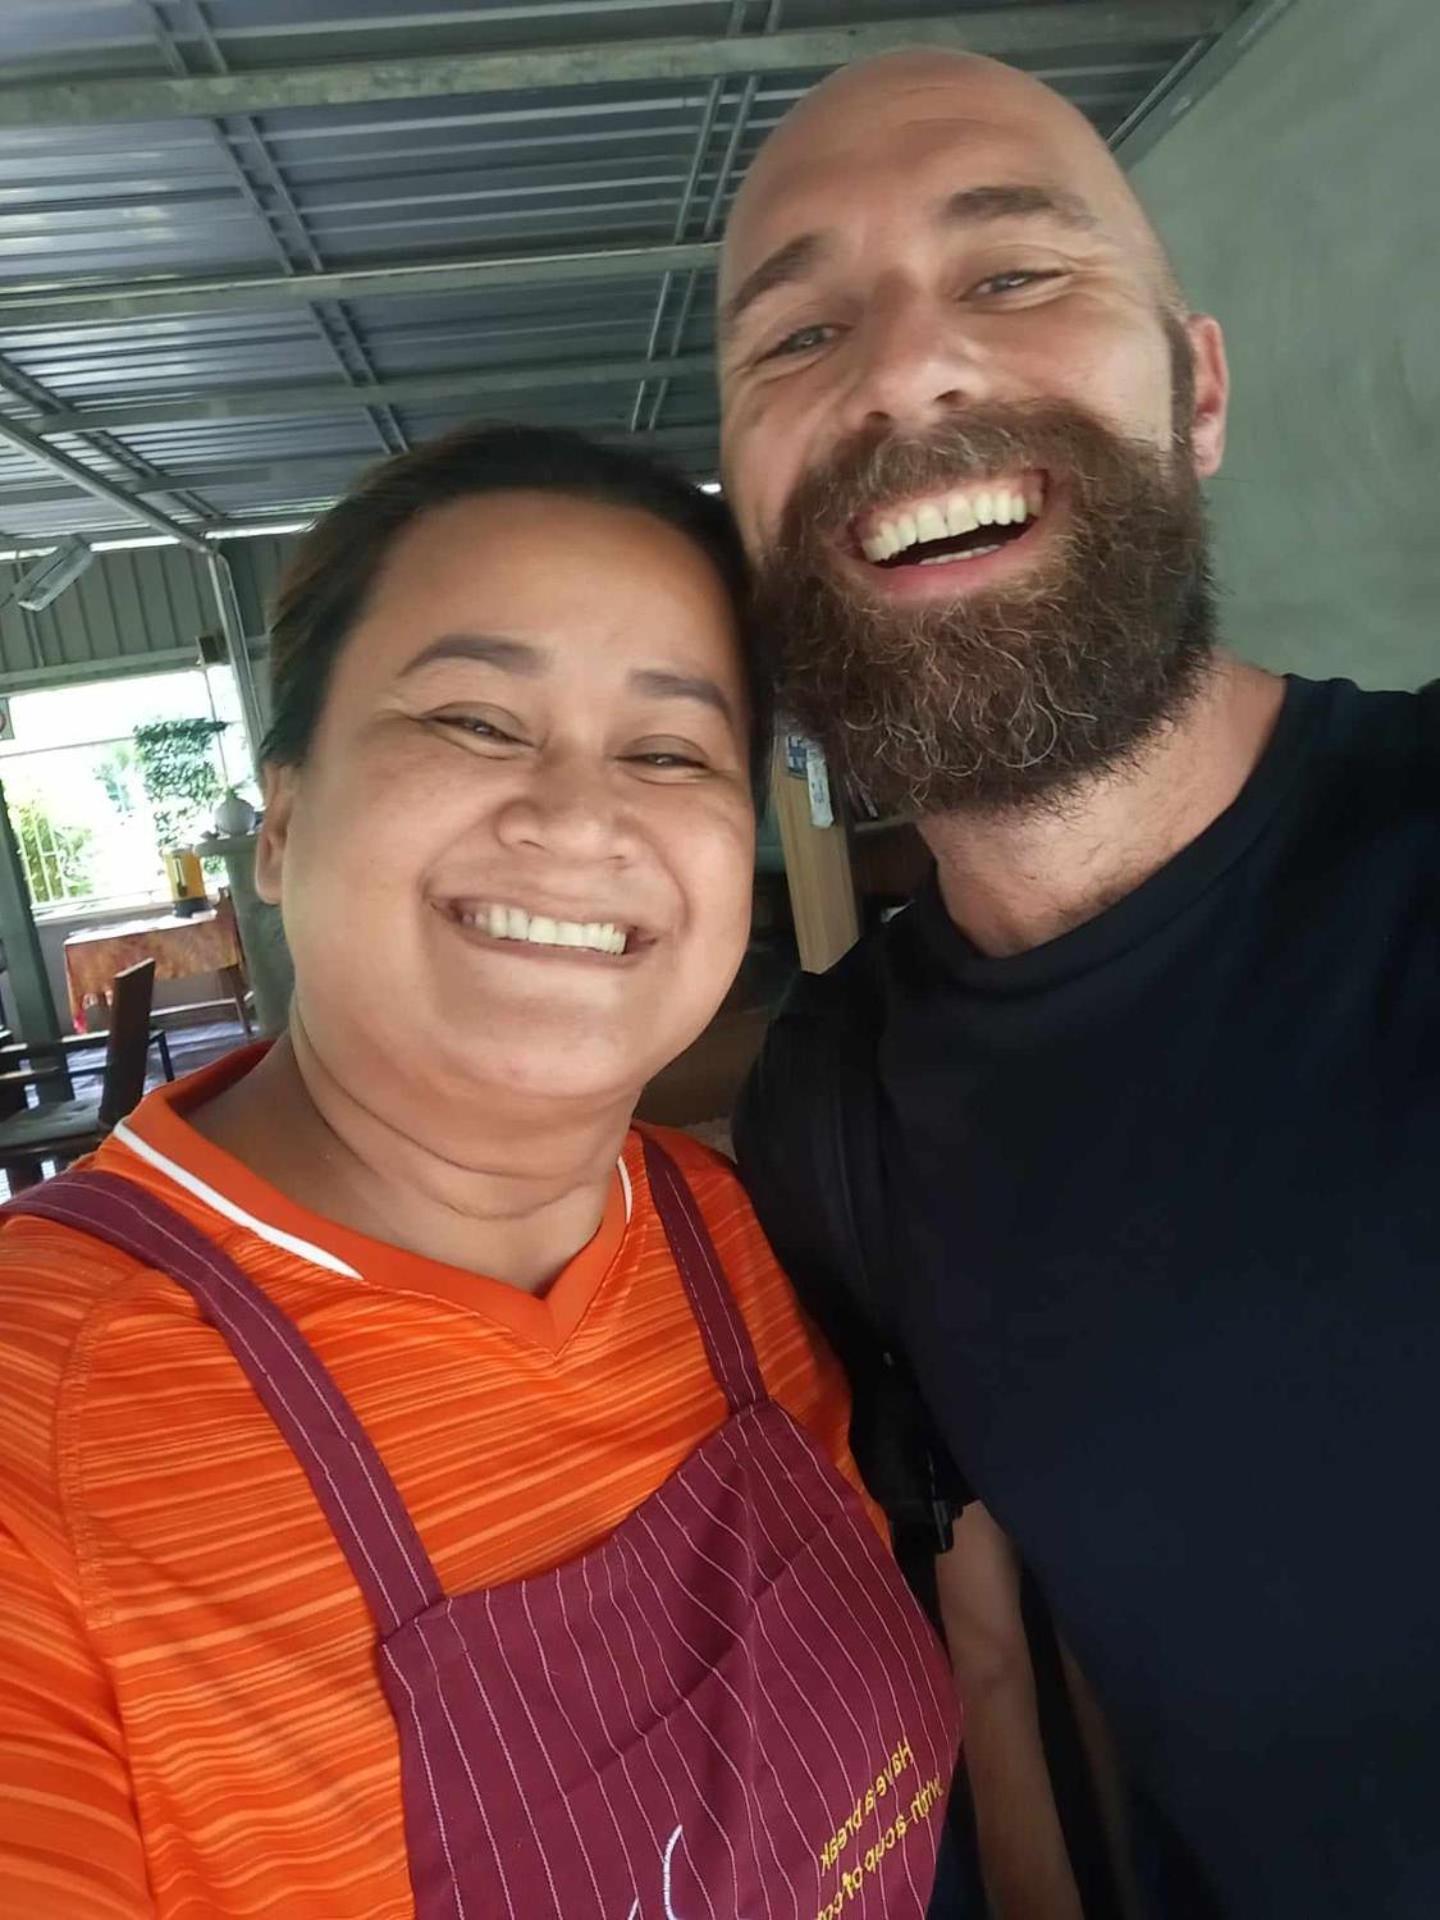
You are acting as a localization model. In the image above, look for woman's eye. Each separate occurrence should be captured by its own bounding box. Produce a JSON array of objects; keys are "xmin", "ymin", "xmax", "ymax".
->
[
  {"xmin": 761, "ymin": 322, "xmax": 836, "ymax": 362},
  {"xmin": 971, "ymin": 268, "xmax": 1064, "ymax": 298},
  {"xmin": 433, "ymin": 713, "xmax": 521, "ymax": 745},
  {"xmin": 625, "ymin": 747, "xmax": 708, "ymax": 772}
]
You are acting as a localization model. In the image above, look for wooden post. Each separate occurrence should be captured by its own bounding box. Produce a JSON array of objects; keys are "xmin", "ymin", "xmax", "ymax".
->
[{"xmin": 770, "ymin": 739, "xmax": 860, "ymax": 973}]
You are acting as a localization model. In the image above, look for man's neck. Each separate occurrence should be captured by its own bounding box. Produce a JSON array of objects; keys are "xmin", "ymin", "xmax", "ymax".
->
[
  {"xmin": 191, "ymin": 1023, "xmax": 634, "ymax": 1293},
  {"xmin": 919, "ymin": 656, "xmax": 1287, "ymax": 958}
]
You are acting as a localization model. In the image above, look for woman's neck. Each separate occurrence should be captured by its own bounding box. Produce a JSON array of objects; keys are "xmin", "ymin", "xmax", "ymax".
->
[{"xmin": 189, "ymin": 1021, "xmax": 634, "ymax": 1293}]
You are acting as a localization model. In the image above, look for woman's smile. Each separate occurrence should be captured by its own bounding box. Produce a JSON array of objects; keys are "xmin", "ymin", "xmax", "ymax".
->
[{"xmin": 433, "ymin": 896, "xmax": 655, "ymax": 962}]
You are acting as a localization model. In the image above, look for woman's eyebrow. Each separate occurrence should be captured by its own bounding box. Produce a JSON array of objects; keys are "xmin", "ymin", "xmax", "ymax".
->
[
  {"xmin": 400, "ymin": 633, "xmax": 547, "ymax": 677},
  {"xmin": 398, "ymin": 641, "xmax": 733, "ymax": 724},
  {"xmin": 629, "ymin": 667, "xmax": 735, "ymax": 726}
]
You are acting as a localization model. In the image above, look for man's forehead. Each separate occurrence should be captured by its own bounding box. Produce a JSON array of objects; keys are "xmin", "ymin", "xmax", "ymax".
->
[
  {"xmin": 735, "ymin": 100, "xmax": 1088, "ymax": 238},
  {"xmin": 723, "ymin": 84, "xmax": 1153, "ymax": 298}
]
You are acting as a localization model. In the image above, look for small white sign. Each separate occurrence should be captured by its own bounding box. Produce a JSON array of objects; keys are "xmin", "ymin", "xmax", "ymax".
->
[{"xmin": 804, "ymin": 739, "xmax": 835, "ymax": 829}]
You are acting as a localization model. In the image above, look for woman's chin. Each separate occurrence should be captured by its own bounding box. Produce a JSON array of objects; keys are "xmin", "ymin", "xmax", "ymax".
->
[
  {"xmin": 443, "ymin": 1030, "xmax": 657, "ymax": 1113},
  {"xmin": 482, "ymin": 1062, "xmax": 644, "ymax": 1112},
  {"xmin": 427, "ymin": 979, "xmax": 735, "ymax": 1114}
]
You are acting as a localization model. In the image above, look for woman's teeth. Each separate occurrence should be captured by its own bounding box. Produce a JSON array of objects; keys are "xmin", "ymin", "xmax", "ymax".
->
[{"xmin": 454, "ymin": 904, "xmax": 628, "ymax": 955}]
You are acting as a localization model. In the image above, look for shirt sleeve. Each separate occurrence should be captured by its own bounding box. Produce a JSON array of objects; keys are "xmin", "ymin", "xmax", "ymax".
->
[
  {"xmin": 0, "ymin": 1226, "xmax": 152, "ymax": 1917},
  {"xmin": 0, "ymin": 1522, "xmax": 152, "ymax": 1916}
]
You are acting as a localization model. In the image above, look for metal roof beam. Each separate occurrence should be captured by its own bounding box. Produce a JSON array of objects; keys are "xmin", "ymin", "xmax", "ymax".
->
[
  {"xmin": 0, "ymin": 337, "xmax": 221, "ymax": 528},
  {"xmin": 1111, "ymin": 0, "xmax": 1298, "ymax": 163},
  {"xmin": 0, "ymin": 241, "xmax": 720, "ymax": 328},
  {"xmin": 139, "ymin": 0, "xmax": 409, "ymax": 464},
  {"xmin": 0, "ymin": 411, "xmax": 207, "ymax": 551},
  {"xmin": 0, "ymin": 428, "xmax": 714, "ymax": 510},
  {"xmin": 0, "ymin": 6, "xmax": 1240, "ymax": 129},
  {"xmin": 629, "ymin": 0, "xmax": 762, "ymax": 433},
  {"xmin": 34, "ymin": 353, "xmax": 712, "ymax": 436}
]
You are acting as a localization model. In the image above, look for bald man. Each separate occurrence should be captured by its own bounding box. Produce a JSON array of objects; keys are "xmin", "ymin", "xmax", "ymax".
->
[{"xmin": 727, "ymin": 51, "xmax": 1440, "ymax": 1920}]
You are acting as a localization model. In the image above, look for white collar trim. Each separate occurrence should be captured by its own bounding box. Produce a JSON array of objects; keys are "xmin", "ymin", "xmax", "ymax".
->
[
  {"xmin": 112, "ymin": 1119, "xmax": 362, "ymax": 1278},
  {"xmin": 112, "ymin": 1119, "xmax": 635, "ymax": 1276}
]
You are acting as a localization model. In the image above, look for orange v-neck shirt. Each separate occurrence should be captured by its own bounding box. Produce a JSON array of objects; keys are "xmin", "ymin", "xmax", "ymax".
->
[{"xmin": 0, "ymin": 1048, "xmax": 880, "ymax": 1918}]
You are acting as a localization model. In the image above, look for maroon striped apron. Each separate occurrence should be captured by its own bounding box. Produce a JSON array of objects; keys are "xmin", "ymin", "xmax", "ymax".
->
[{"xmin": 10, "ymin": 1137, "xmax": 960, "ymax": 1918}]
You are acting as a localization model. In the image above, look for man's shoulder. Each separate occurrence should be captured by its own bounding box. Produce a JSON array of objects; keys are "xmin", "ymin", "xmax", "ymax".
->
[
  {"xmin": 738, "ymin": 922, "xmax": 892, "ymax": 1149},
  {"xmin": 1282, "ymin": 676, "xmax": 1440, "ymax": 880},
  {"xmin": 733, "ymin": 919, "xmax": 900, "ymax": 1264},
  {"xmin": 1392, "ymin": 677, "xmax": 1440, "ymax": 795},
  {"xmin": 762, "ymin": 917, "xmax": 892, "ymax": 1051},
  {"xmin": 1306, "ymin": 674, "xmax": 1440, "ymax": 790}
]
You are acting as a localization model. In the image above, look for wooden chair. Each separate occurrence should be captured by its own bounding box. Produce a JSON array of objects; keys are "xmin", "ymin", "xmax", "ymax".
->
[
  {"xmin": 0, "ymin": 1023, "xmax": 175, "ymax": 1084},
  {"xmin": 214, "ymin": 888, "xmax": 253, "ymax": 1035},
  {"xmin": 0, "ymin": 960, "xmax": 157, "ymax": 1193}
]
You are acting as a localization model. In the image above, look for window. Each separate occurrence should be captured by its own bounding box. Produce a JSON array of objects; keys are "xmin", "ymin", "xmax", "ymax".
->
[{"xmin": 0, "ymin": 667, "xmax": 255, "ymax": 915}]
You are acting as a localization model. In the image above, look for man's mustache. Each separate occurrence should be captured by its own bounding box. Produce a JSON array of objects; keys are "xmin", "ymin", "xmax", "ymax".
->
[{"xmin": 782, "ymin": 402, "xmax": 1152, "ymax": 534}]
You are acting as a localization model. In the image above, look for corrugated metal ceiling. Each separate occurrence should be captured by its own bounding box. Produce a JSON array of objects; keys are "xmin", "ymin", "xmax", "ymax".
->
[{"xmin": 0, "ymin": 0, "xmax": 1271, "ymax": 547}]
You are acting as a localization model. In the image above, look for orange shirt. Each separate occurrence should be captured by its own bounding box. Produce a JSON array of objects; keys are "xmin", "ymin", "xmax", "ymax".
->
[{"xmin": 0, "ymin": 1049, "xmax": 879, "ymax": 1918}]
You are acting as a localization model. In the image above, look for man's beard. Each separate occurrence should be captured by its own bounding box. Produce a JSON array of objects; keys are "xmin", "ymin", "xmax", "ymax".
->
[{"xmin": 751, "ymin": 401, "xmax": 1217, "ymax": 818}]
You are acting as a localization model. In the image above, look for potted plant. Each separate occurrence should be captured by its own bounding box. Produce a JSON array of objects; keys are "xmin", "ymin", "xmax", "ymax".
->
[{"xmin": 213, "ymin": 786, "xmax": 258, "ymax": 836}]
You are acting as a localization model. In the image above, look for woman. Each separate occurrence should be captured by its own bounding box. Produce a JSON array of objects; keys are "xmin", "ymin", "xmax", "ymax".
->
[{"xmin": 0, "ymin": 426, "xmax": 958, "ymax": 1919}]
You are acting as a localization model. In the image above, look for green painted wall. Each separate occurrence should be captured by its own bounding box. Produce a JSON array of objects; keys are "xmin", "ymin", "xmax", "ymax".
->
[{"xmin": 1132, "ymin": 0, "xmax": 1439, "ymax": 689}]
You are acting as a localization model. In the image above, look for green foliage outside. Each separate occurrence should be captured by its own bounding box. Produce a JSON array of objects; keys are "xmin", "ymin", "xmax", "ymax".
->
[
  {"xmin": 13, "ymin": 796, "xmax": 95, "ymax": 907},
  {"xmin": 132, "ymin": 718, "xmax": 227, "ymax": 853}
]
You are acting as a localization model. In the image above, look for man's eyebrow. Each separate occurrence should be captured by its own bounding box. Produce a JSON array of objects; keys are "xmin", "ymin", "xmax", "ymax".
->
[
  {"xmin": 629, "ymin": 667, "xmax": 736, "ymax": 727},
  {"xmin": 720, "ymin": 231, "xmax": 828, "ymax": 337},
  {"xmin": 399, "ymin": 633, "xmax": 546, "ymax": 678},
  {"xmin": 942, "ymin": 183, "xmax": 1099, "ymax": 232},
  {"xmin": 720, "ymin": 186, "xmax": 1098, "ymax": 339}
]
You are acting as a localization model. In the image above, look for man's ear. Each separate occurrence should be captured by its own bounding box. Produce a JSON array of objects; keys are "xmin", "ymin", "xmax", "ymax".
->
[
  {"xmin": 254, "ymin": 762, "xmax": 298, "ymax": 907},
  {"xmin": 1186, "ymin": 312, "xmax": 1229, "ymax": 479}
]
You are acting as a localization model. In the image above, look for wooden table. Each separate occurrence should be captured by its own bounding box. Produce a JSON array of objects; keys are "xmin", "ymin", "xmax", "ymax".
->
[{"xmin": 63, "ymin": 909, "xmax": 249, "ymax": 1034}]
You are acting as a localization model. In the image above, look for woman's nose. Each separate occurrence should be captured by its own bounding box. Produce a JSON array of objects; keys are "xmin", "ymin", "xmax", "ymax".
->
[{"xmin": 490, "ymin": 755, "xmax": 631, "ymax": 863}]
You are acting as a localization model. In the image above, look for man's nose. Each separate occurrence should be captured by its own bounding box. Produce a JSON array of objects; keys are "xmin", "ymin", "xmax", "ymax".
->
[{"xmin": 837, "ymin": 284, "xmax": 992, "ymax": 437}]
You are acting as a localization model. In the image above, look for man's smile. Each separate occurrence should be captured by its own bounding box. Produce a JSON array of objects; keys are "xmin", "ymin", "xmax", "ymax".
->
[{"xmin": 833, "ymin": 467, "xmax": 1058, "ymax": 600}]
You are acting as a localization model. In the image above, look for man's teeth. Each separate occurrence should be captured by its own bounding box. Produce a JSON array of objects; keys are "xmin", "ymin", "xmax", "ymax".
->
[
  {"xmin": 456, "ymin": 905, "xmax": 628, "ymax": 955},
  {"xmin": 917, "ymin": 544, "xmax": 1002, "ymax": 566},
  {"xmin": 860, "ymin": 480, "xmax": 1043, "ymax": 562}
]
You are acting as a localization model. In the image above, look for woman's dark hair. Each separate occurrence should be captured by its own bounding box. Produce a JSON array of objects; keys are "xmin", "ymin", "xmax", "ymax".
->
[{"xmin": 263, "ymin": 423, "xmax": 772, "ymax": 807}]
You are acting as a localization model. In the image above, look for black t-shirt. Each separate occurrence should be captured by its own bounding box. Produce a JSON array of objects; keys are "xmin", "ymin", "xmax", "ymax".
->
[{"xmin": 737, "ymin": 676, "xmax": 1440, "ymax": 1917}]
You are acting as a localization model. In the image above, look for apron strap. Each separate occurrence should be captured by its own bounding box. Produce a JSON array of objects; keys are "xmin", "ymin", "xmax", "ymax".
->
[
  {"xmin": 4, "ymin": 1171, "xmax": 442, "ymax": 1635},
  {"xmin": 641, "ymin": 1134, "xmax": 768, "ymax": 1416}
]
